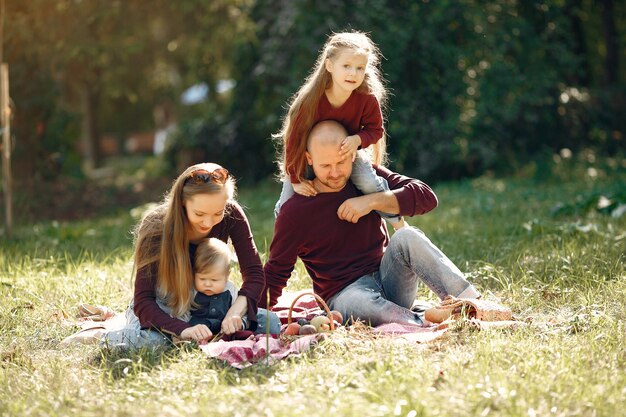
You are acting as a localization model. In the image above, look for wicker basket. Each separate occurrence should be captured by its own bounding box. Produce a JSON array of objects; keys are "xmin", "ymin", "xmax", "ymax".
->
[{"xmin": 286, "ymin": 292, "xmax": 336, "ymax": 331}]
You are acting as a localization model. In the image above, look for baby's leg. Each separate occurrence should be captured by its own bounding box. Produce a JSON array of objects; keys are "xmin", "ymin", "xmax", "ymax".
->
[
  {"xmin": 253, "ymin": 308, "xmax": 282, "ymax": 334},
  {"xmin": 350, "ymin": 151, "xmax": 404, "ymax": 228}
]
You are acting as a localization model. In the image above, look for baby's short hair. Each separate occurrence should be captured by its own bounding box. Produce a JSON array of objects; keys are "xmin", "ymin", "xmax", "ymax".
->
[{"xmin": 194, "ymin": 238, "xmax": 232, "ymax": 274}]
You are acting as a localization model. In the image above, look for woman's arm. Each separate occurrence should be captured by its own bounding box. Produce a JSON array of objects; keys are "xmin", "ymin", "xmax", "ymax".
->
[
  {"xmin": 133, "ymin": 263, "xmax": 191, "ymax": 337},
  {"xmin": 221, "ymin": 295, "xmax": 247, "ymax": 334},
  {"xmin": 224, "ymin": 202, "xmax": 265, "ymax": 330}
]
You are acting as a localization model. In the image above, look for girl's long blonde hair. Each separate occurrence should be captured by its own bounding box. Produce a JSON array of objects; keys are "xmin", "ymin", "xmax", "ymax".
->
[
  {"xmin": 132, "ymin": 163, "xmax": 236, "ymax": 318},
  {"xmin": 275, "ymin": 31, "xmax": 389, "ymax": 181}
]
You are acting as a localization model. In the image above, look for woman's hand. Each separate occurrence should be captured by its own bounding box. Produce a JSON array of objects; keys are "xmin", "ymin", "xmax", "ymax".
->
[
  {"xmin": 293, "ymin": 180, "xmax": 318, "ymax": 197},
  {"xmin": 339, "ymin": 134, "xmax": 361, "ymax": 161},
  {"xmin": 221, "ymin": 315, "xmax": 244, "ymax": 335},
  {"xmin": 180, "ymin": 324, "xmax": 213, "ymax": 343}
]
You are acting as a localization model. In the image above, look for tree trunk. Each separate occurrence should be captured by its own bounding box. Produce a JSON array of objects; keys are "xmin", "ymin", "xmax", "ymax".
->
[
  {"xmin": 600, "ymin": 0, "xmax": 618, "ymax": 87},
  {"xmin": 564, "ymin": 0, "xmax": 591, "ymax": 86},
  {"xmin": 80, "ymin": 86, "xmax": 100, "ymax": 173}
]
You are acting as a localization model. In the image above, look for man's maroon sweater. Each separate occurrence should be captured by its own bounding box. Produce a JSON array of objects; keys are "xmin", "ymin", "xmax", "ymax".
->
[{"xmin": 261, "ymin": 166, "xmax": 438, "ymax": 308}]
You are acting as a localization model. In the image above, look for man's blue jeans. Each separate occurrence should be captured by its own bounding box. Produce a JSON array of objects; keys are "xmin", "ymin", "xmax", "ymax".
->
[{"xmin": 327, "ymin": 227, "xmax": 480, "ymax": 327}]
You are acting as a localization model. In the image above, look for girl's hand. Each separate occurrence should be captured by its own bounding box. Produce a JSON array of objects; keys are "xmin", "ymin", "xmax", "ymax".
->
[
  {"xmin": 339, "ymin": 135, "xmax": 361, "ymax": 161},
  {"xmin": 293, "ymin": 180, "xmax": 318, "ymax": 197},
  {"xmin": 221, "ymin": 315, "xmax": 244, "ymax": 335},
  {"xmin": 180, "ymin": 324, "xmax": 213, "ymax": 343}
]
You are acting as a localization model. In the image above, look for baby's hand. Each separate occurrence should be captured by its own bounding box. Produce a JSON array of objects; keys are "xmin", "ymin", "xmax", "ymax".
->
[
  {"xmin": 180, "ymin": 324, "xmax": 213, "ymax": 343},
  {"xmin": 221, "ymin": 315, "xmax": 244, "ymax": 335},
  {"xmin": 292, "ymin": 180, "xmax": 318, "ymax": 197},
  {"xmin": 339, "ymin": 135, "xmax": 361, "ymax": 161}
]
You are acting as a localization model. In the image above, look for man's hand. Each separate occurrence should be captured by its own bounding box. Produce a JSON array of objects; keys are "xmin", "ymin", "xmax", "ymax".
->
[
  {"xmin": 293, "ymin": 180, "xmax": 318, "ymax": 197},
  {"xmin": 337, "ymin": 195, "xmax": 373, "ymax": 223},
  {"xmin": 339, "ymin": 134, "xmax": 361, "ymax": 161},
  {"xmin": 221, "ymin": 315, "xmax": 244, "ymax": 335},
  {"xmin": 180, "ymin": 324, "xmax": 213, "ymax": 343},
  {"xmin": 338, "ymin": 191, "xmax": 401, "ymax": 223}
]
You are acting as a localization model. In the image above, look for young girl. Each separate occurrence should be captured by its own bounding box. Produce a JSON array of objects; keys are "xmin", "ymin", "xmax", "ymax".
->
[
  {"xmin": 274, "ymin": 31, "xmax": 404, "ymax": 229},
  {"xmin": 189, "ymin": 237, "xmax": 242, "ymax": 336}
]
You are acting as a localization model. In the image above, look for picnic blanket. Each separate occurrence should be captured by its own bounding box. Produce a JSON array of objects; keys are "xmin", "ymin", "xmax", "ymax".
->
[
  {"xmin": 200, "ymin": 291, "xmax": 519, "ymax": 368},
  {"xmin": 63, "ymin": 291, "xmax": 519, "ymax": 368}
]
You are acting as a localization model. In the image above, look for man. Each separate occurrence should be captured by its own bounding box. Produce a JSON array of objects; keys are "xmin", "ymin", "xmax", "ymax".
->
[{"xmin": 261, "ymin": 120, "xmax": 480, "ymax": 326}]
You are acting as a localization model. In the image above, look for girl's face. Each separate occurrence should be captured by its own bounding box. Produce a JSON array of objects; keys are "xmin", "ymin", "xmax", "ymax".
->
[
  {"xmin": 325, "ymin": 48, "xmax": 368, "ymax": 94},
  {"xmin": 183, "ymin": 190, "xmax": 229, "ymax": 240},
  {"xmin": 194, "ymin": 265, "xmax": 229, "ymax": 296}
]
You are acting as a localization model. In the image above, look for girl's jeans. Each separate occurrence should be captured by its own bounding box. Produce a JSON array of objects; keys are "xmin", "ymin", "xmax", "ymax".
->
[
  {"xmin": 327, "ymin": 227, "xmax": 480, "ymax": 327},
  {"xmin": 102, "ymin": 308, "xmax": 281, "ymax": 350},
  {"xmin": 275, "ymin": 150, "xmax": 401, "ymax": 223}
]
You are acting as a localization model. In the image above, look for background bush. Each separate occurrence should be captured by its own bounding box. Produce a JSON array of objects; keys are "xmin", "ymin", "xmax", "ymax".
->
[{"xmin": 5, "ymin": 0, "xmax": 625, "ymax": 185}]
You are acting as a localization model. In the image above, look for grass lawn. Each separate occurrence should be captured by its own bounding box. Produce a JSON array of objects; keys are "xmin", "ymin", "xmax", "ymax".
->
[{"xmin": 1, "ymin": 155, "xmax": 625, "ymax": 417}]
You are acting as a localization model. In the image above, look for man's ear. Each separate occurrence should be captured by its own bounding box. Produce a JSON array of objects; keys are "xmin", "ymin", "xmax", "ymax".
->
[{"xmin": 305, "ymin": 151, "xmax": 313, "ymax": 166}]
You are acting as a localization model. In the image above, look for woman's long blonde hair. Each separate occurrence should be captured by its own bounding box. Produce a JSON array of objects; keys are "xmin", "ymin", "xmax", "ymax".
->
[
  {"xmin": 132, "ymin": 163, "xmax": 236, "ymax": 317},
  {"xmin": 275, "ymin": 31, "xmax": 389, "ymax": 181}
]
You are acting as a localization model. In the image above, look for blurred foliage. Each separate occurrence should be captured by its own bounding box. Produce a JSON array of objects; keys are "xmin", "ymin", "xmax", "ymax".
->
[
  {"xmin": 2, "ymin": 0, "xmax": 625, "ymax": 184},
  {"xmin": 196, "ymin": 0, "xmax": 625, "ymax": 182},
  {"xmin": 4, "ymin": 0, "xmax": 254, "ymax": 177}
]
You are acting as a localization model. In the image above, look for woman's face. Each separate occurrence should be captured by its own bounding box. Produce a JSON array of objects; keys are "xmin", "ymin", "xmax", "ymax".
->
[{"xmin": 183, "ymin": 190, "xmax": 229, "ymax": 239}]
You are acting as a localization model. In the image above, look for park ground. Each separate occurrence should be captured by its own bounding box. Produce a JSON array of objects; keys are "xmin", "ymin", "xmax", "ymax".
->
[{"xmin": 1, "ymin": 152, "xmax": 625, "ymax": 417}]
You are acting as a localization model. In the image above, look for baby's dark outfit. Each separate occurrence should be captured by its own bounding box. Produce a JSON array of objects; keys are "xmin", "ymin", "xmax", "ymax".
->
[{"xmin": 189, "ymin": 291, "xmax": 233, "ymax": 334}]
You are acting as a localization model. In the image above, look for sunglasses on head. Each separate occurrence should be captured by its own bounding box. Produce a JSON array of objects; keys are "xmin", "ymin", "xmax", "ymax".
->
[{"xmin": 184, "ymin": 167, "xmax": 229, "ymax": 185}]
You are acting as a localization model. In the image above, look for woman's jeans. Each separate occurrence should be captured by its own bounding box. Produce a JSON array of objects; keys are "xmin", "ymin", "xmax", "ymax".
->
[
  {"xmin": 102, "ymin": 308, "xmax": 281, "ymax": 350},
  {"xmin": 327, "ymin": 227, "xmax": 480, "ymax": 327}
]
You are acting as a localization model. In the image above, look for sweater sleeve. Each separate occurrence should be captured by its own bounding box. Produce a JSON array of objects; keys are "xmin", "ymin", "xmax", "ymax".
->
[
  {"xmin": 357, "ymin": 95, "xmax": 385, "ymax": 149},
  {"xmin": 285, "ymin": 112, "xmax": 305, "ymax": 184},
  {"xmin": 227, "ymin": 202, "xmax": 264, "ymax": 329},
  {"xmin": 374, "ymin": 165, "xmax": 439, "ymax": 217},
  {"xmin": 133, "ymin": 263, "xmax": 191, "ymax": 337},
  {"xmin": 259, "ymin": 213, "xmax": 300, "ymax": 308}
]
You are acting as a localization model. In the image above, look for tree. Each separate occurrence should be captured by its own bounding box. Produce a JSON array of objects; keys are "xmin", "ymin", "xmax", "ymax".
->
[{"xmin": 5, "ymin": 0, "xmax": 253, "ymax": 176}]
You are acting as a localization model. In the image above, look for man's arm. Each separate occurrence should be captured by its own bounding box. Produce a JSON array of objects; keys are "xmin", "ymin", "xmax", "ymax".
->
[
  {"xmin": 259, "ymin": 214, "xmax": 301, "ymax": 308},
  {"xmin": 337, "ymin": 190, "xmax": 399, "ymax": 223},
  {"xmin": 337, "ymin": 165, "xmax": 438, "ymax": 223}
]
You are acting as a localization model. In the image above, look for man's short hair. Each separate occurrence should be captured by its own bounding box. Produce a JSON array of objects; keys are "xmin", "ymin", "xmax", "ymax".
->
[{"xmin": 307, "ymin": 120, "xmax": 348, "ymax": 151}]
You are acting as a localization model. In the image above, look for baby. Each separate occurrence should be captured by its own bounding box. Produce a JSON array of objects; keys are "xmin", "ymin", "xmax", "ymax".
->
[{"xmin": 189, "ymin": 238, "xmax": 240, "ymax": 335}]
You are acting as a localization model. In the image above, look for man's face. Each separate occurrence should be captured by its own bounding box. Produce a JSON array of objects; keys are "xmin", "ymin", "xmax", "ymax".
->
[{"xmin": 306, "ymin": 141, "xmax": 352, "ymax": 192}]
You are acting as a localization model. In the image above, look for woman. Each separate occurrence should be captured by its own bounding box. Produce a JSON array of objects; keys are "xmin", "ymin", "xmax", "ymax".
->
[{"xmin": 104, "ymin": 162, "xmax": 281, "ymax": 348}]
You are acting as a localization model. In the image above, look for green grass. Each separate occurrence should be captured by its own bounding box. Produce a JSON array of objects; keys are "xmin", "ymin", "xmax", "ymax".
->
[{"xmin": 1, "ymin": 155, "xmax": 625, "ymax": 417}]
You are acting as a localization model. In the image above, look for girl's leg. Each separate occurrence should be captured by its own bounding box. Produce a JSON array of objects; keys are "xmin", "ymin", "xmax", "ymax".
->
[
  {"xmin": 350, "ymin": 151, "xmax": 402, "ymax": 225},
  {"xmin": 274, "ymin": 179, "xmax": 295, "ymax": 218}
]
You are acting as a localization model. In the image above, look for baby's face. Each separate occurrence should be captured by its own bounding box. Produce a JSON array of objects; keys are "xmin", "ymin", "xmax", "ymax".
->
[{"xmin": 194, "ymin": 265, "xmax": 229, "ymax": 296}]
